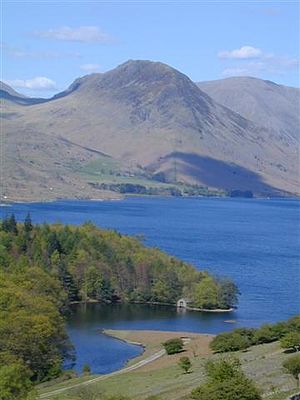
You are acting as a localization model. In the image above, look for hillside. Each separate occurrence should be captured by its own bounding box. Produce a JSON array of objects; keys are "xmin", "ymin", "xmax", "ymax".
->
[
  {"xmin": 38, "ymin": 333, "xmax": 299, "ymax": 400},
  {"xmin": 198, "ymin": 76, "xmax": 300, "ymax": 141},
  {"xmin": 1, "ymin": 61, "xmax": 299, "ymax": 200}
]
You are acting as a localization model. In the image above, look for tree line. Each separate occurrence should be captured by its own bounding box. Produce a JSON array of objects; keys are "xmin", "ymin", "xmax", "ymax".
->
[
  {"xmin": 0, "ymin": 214, "xmax": 239, "ymax": 399},
  {"xmin": 210, "ymin": 316, "xmax": 300, "ymax": 353}
]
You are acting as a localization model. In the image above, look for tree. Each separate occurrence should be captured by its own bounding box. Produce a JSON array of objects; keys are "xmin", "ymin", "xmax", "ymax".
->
[
  {"xmin": 210, "ymin": 332, "xmax": 250, "ymax": 353},
  {"xmin": 205, "ymin": 358, "xmax": 242, "ymax": 381},
  {"xmin": 191, "ymin": 358, "xmax": 262, "ymax": 400},
  {"xmin": 2, "ymin": 214, "xmax": 18, "ymax": 235},
  {"xmin": 82, "ymin": 364, "xmax": 91, "ymax": 375},
  {"xmin": 217, "ymin": 279, "xmax": 239, "ymax": 309},
  {"xmin": 281, "ymin": 332, "xmax": 300, "ymax": 352},
  {"xmin": 24, "ymin": 213, "xmax": 33, "ymax": 234},
  {"xmin": 162, "ymin": 338, "xmax": 184, "ymax": 355},
  {"xmin": 193, "ymin": 277, "xmax": 218, "ymax": 309},
  {"xmin": 0, "ymin": 361, "xmax": 36, "ymax": 400},
  {"xmin": 283, "ymin": 355, "xmax": 300, "ymax": 387},
  {"xmin": 178, "ymin": 356, "xmax": 192, "ymax": 373},
  {"xmin": 191, "ymin": 376, "xmax": 262, "ymax": 400}
]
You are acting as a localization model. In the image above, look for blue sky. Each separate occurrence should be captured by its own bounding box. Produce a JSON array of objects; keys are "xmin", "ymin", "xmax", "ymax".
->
[{"xmin": 2, "ymin": 0, "xmax": 299, "ymax": 97}]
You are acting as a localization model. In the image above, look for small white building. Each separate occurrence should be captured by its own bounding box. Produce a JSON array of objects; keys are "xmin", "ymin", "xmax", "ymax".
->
[{"xmin": 176, "ymin": 298, "xmax": 189, "ymax": 308}]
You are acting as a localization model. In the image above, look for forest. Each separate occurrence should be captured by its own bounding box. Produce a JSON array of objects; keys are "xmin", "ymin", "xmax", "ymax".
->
[{"xmin": 0, "ymin": 214, "xmax": 239, "ymax": 397}]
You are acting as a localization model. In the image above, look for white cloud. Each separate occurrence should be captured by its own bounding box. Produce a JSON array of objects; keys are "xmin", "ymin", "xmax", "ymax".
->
[
  {"xmin": 218, "ymin": 46, "xmax": 263, "ymax": 59},
  {"xmin": 80, "ymin": 63, "xmax": 101, "ymax": 73},
  {"xmin": 222, "ymin": 57, "xmax": 299, "ymax": 77},
  {"xmin": 219, "ymin": 44, "xmax": 299, "ymax": 77},
  {"xmin": 1, "ymin": 42, "xmax": 81, "ymax": 59},
  {"xmin": 33, "ymin": 26, "xmax": 112, "ymax": 43},
  {"xmin": 6, "ymin": 77, "xmax": 57, "ymax": 91}
]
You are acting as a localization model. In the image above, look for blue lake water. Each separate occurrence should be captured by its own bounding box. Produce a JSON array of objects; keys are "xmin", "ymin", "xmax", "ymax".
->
[{"xmin": 2, "ymin": 197, "xmax": 300, "ymax": 373}]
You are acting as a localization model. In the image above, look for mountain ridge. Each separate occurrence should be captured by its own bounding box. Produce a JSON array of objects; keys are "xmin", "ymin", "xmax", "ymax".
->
[{"xmin": 1, "ymin": 60, "xmax": 299, "ymax": 201}]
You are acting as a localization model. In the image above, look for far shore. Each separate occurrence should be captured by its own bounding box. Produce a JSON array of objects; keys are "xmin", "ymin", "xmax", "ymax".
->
[
  {"xmin": 69, "ymin": 299, "xmax": 235, "ymax": 313},
  {"xmin": 1, "ymin": 192, "xmax": 297, "ymax": 205}
]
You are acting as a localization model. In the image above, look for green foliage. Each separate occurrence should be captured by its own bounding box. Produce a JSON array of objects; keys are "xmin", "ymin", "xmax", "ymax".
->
[
  {"xmin": 210, "ymin": 331, "xmax": 251, "ymax": 353},
  {"xmin": 163, "ymin": 338, "xmax": 184, "ymax": 355},
  {"xmin": 217, "ymin": 279, "xmax": 240, "ymax": 310},
  {"xmin": 210, "ymin": 316, "xmax": 300, "ymax": 353},
  {"xmin": 282, "ymin": 354, "xmax": 300, "ymax": 384},
  {"xmin": 0, "ymin": 216, "xmax": 238, "ymax": 392},
  {"xmin": 253, "ymin": 324, "xmax": 278, "ymax": 344},
  {"xmin": 82, "ymin": 364, "xmax": 91, "ymax": 375},
  {"xmin": 191, "ymin": 358, "xmax": 262, "ymax": 400},
  {"xmin": 193, "ymin": 277, "xmax": 218, "ymax": 309},
  {"xmin": 0, "ymin": 360, "xmax": 36, "ymax": 400},
  {"xmin": 205, "ymin": 358, "xmax": 242, "ymax": 381},
  {"xmin": 0, "ymin": 270, "xmax": 72, "ymax": 382},
  {"xmin": 281, "ymin": 332, "xmax": 300, "ymax": 352},
  {"xmin": 0, "ymin": 216, "xmax": 236, "ymax": 308},
  {"xmin": 178, "ymin": 356, "xmax": 192, "ymax": 373}
]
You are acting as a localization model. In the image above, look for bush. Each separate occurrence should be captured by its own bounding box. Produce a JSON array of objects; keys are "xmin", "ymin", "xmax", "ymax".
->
[
  {"xmin": 191, "ymin": 358, "xmax": 262, "ymax": 400},
  {"xmin": 178, "ymin": 356, "xmax": 192, "ymax": 373},
  {"xmin": 283, "ymin": 355, "xmax": 300, "ymax": 386},
  {"xmin": 253, "ymin": 325, "xmax": 278, "ymax": 344},
  {"xmin": 191, "ymin": 376, "xmax": 262, "ymax": 400},
  {"xmin": 210, "ymin": 332, "xmax": 250, "ymax": 353},
  {"xmin": 82, "ymin": 364, "xmax": 91, "ymax": 375},
  {"xmin": 162, "ymin": 338, "xmax": 184, "ymax": 355},
  {"xmin": 281, "ymin": 332, "xmax": 300, "ymax": 352}
]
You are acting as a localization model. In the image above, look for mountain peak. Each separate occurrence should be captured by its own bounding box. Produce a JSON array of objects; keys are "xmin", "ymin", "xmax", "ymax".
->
[{"xmin": 0, "ymin": 81, "xmax": 27, "ymax": 99}]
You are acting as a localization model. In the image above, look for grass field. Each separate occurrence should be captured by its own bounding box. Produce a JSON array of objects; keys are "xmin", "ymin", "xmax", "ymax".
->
[{"xmin": 38, "ymin": 330, "xmax": 299, "ymax": 400}]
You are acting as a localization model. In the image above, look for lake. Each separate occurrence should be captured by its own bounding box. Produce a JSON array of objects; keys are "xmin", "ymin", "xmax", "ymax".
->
[{"xmin": 3, "ymin": 197, "xmax": 300, "ymax": 373}]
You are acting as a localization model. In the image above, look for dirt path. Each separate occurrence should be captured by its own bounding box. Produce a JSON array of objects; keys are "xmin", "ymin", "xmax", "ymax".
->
[{"xmin": 39, "ymin": 349, "xmax": 165, "ymax": 399}]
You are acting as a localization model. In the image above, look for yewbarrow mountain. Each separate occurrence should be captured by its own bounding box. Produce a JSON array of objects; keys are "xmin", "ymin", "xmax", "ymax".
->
[{"xmin": 1, "ymin": 60, "xmax": 299, "ymax": 201}]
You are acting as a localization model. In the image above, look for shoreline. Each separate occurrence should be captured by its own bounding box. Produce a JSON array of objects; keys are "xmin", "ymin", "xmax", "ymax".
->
[
  {"xmin": 69, "ymin": 300, "xmax": 235, "ymax": 313},
  {"xmin": 102, "ymin": 328, "xmax": 214, "ymax": 370},
  {"xmin": 1, "ymin": 193, "xmax": 298, "ymax": 205}
]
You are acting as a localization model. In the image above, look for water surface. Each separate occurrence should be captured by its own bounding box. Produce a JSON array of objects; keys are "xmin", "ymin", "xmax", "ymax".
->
[{"xmin": 3, "ymin": 197, "xmax": 299, "ymax": 373}]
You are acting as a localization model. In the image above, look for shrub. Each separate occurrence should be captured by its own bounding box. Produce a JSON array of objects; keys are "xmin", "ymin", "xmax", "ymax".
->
[
  {"xmin": 283, "ymin": 355, "xmax": 300, "ymax": 387},
  {"xmin": 191, "ymin": 358, "xmax": 262, "ymax": 400},
  {"xmin": 210, "ymin": 332, "xmax": 250, "ymax": 353},
  {"xmin": 281, "ymin": 332, "xmax": 300, "ymax": 352},
  {"xmin": 82, "ymin": 364, "xmax": 91, "ymax": 375},
  {"xmin": 178, "ymin": 356, "xmax": 192, "ymax": 373},
  {"xmin": 162, "ymin": 338, "xmax": 184, "ymax": 355},
  {"xmin": 253, "ymin": 325, "xmax": 278, "ymax": 344}
]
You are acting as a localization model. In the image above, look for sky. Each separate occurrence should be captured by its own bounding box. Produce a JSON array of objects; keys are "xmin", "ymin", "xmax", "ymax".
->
[{"xmin": 1, "ymin": 0, "xmax": 299, "ymax": 97}]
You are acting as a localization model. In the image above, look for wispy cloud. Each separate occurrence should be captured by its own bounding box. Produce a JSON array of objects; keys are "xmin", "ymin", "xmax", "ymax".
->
[
  {"xmin": 6, "ymin": 77, "xmax": 57, "ymax": 91},
  {"xmin": 80, "ymin": 63, "xmax": 101, "ymax": 73},
  {"xmin": 1, "ymin": 42, "xmax": 81, "ymax": 59},
  {"xmin": 33, "ymin": 26, "xmax": 113, "ymax": 43},
  {"xmin": 218, "ymin": 45, "xmax": 299, "ymax": 77},
  {"xmin": 222, "ymin": 56, "xmax": 299, "ymax": 77},
  {"xmin": 218, "ymin": 46, "xmax": 262, "ymax": 59}
]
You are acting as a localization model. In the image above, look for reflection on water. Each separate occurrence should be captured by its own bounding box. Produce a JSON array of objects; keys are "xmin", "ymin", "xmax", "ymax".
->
[{"xmin": 66, "ymin": 302, "xmax": 239, "ymax": 373}]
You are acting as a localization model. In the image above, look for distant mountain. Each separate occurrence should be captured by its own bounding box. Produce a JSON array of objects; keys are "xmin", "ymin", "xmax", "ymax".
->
[
  {"xmin": 0, "ymin": 81, "xmax": 48, "ymax": 105},
  {"xmin": 1, "ymin": 61, "xmax": 299, "ymax": 201},
  {"xmin": 198, "ymin": 77, "xmax": 300, "ymax": 141}
]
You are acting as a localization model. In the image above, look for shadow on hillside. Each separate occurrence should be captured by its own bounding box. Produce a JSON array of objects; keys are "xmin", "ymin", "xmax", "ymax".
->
[{"xmin": 157, "ymin": 152, "xmax": 283, "ymax": 196}]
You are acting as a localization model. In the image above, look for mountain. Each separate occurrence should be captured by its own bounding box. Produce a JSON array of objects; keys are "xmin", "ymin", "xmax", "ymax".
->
[
  {"xmin": 0, "ymin": 81, "xmax": 48, "ymax": 105},
  {"xmin": 198, "ymin": 76, "xmax": 300, "ymax": 141},
  {"xmin": 1, "ymin": 61, "xmax": 299, "ymax": 201}
]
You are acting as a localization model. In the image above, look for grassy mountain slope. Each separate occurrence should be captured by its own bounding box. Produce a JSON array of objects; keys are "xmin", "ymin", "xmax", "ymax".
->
[{"xmin": 1, "ymin": 61, "xmax": 299, "ymax": 200}]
